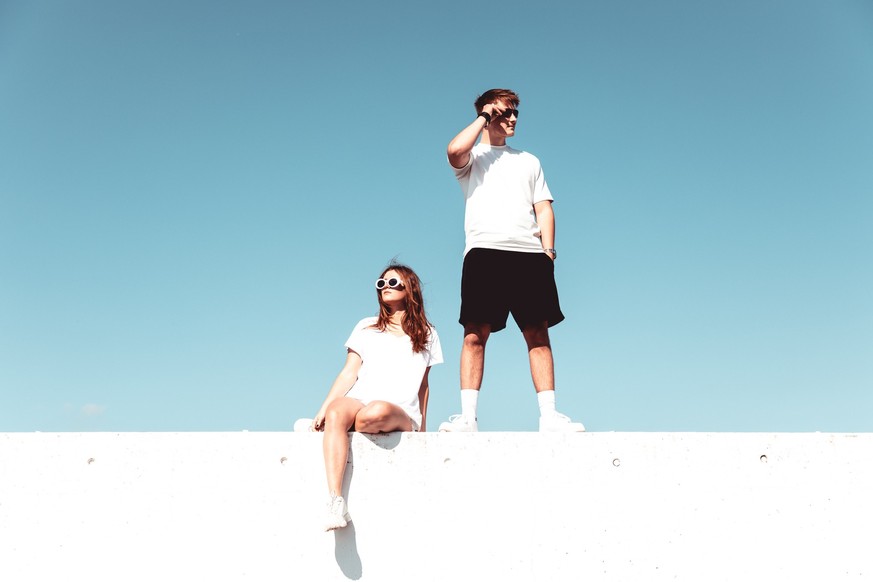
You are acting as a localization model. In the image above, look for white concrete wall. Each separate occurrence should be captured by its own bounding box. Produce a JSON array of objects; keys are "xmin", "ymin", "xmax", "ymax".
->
[{"xmin": 0, "ymin": 432, "xmax": 870, "ymax": 581}]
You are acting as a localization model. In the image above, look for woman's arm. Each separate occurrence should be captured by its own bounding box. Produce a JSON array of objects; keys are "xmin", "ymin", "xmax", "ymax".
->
[
  {"xmin": 312, "ymin": 350, "xmax": 363, "ymax": 431},
  {"xmin": 417, "ymin": 367, "xmax": 431, "ymax": 432}
]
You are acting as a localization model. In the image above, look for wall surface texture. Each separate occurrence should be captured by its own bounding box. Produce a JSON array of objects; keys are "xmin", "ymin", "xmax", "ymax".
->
[{"xmin": 0, "ymin": 432, "xmax": 870, "ymax": 581}]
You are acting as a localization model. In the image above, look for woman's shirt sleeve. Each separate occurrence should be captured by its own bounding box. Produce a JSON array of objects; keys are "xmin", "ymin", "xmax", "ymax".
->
[{"xmin": 426, "ymin": 327, "xmax": 444, "ymax": 367}]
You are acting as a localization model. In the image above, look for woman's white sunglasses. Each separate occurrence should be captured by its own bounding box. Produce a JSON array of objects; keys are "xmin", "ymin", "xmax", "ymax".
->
[{"xmin": 375, "ymin": 277, "xmax": 405, "ymax": 290}]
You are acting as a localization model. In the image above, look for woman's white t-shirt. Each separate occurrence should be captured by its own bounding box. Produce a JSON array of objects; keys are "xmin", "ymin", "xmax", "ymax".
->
[{"xmin": 343, "ymin": 317, "xmax": 443, "ymax": 430}]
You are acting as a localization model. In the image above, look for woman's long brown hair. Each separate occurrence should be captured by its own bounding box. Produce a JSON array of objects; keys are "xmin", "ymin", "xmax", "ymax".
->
[{"xmin": 371, "ymin": 263, "xmax": 433, "ymax": 354}]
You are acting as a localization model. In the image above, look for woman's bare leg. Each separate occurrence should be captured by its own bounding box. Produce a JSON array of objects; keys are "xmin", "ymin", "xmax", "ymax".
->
[
  {"xmin": 322, "ymin": 397, "xmax": 365, "ymax": 495},
  {"xmin": 354, "ymin": 401, "xmax": 414, "ymax": 433}
]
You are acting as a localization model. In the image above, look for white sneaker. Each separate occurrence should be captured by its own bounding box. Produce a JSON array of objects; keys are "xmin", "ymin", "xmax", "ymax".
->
[
  {"xmin": 438, "ymin": 414, "xmax": 478, "ymax": 432},
  {"xmin": 293, "ymin": 418, "xmax": 314, "ymax": 432},
  {"xmin": 539, "ymin": 412, "xmax": 586, "ymax": 432},
  {"xmin": 324, "ymin": 494, "xmax": 350, "ymax": 531}
]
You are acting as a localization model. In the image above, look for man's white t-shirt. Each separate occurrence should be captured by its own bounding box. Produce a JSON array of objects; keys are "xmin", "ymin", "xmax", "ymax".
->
[
  {"xmin": 452, "ymin": 143, "xmax": 553, "ymax": 256},
  {"xmin": 343, "ymin": 317, "xmax": 443, "ymax": 430}
]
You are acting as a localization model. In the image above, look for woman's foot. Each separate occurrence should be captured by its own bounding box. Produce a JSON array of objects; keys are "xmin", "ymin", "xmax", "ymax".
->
[{"xmin": 324, "ymin": 494, "xmax": 350, "ymax": 531}]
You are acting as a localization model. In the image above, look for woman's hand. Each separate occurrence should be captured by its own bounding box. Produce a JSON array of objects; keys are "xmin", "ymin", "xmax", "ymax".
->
[{"xmin": 312, "ymin": 349, "xmax": 363, "ymax": 433}]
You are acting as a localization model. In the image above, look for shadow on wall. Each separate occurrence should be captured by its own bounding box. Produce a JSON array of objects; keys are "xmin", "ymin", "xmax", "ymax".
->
[
  {"xmin": 335, "ymin": 441, "xmax": 361, "ymax": 579},
  {"xmin": 334, "ymin": 521, "xmax": 362, "ymax": 580}
]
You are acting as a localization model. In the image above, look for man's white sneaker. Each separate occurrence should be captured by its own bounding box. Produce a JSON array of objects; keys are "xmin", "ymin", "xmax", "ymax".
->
[
  {"xmin": 438, "ymin": 414, "xmax": 478, "ymax": 432},
  {"xmin": 539, "ymin": 412, "xmax": 586, "ymax": 432},
  {"xmin": 324, "ymin": 494, "xmax": 350, "ymax": 531}
]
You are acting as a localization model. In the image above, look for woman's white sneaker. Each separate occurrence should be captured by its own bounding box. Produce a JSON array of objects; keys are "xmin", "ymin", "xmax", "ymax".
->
[
  {"xmin": 539, "ymin": 412, "xmax": 585, "ymax": 432},
  {"xmin": 324, "ymin": 494, "xmax": 350, "ymax": 531},
  {"xmin": 293, "ymin": 418, "xmax": 314, "ymax": 432}
]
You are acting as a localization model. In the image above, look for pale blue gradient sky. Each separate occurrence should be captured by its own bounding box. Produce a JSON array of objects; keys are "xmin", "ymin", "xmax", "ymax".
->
[{"xmin": 1, "ymin": 0, "xmax": 871, "ymax": 432}]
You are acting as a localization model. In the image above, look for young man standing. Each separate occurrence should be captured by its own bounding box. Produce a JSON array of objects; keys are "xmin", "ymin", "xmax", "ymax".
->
[{"xmin": 439, "ymin": 88, "xmax": 585, "ymax": 433}]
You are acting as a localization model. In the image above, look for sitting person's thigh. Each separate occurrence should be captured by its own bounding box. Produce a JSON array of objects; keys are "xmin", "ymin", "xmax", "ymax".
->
[{"xmin": 354, "ymin": 401, "xmax": 412, "ymax": 433}]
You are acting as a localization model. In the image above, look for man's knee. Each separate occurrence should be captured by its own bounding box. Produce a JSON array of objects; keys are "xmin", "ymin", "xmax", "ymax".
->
[
  {"xmin": 463, "ymin": 323, "xmax": 491, "ymax": 349},
  {"xmin": 522, "ymin": 322, "xmax": 551, "ymax": 349}
]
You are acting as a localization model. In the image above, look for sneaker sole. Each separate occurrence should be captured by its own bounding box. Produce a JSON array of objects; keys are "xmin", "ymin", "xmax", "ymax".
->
[{"xmin": 325, "ymin": 514, "xmax": 351, "ymax": 532}]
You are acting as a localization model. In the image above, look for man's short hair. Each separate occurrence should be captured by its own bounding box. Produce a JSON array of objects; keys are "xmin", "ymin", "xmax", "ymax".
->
[{"xmin": 475, "ymin": 88, "xmax": 520, "ymax": 113}]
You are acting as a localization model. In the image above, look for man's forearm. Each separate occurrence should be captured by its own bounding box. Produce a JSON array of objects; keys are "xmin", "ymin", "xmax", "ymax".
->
[
  {"xmin": 447, "ymin": 116, "xmax": 487, "ymax": 168},
  {"xmin": 535, "ymin": 201, "xmax": 555, "ymax": 251},
  {"xmin": 447, "ymin": 103, "xmax": 498, "ymax": 168}
]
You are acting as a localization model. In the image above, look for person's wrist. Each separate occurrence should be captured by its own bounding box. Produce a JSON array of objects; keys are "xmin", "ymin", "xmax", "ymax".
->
[
  {"xmin": 478, "ymin": 111, "xmax": 491, "ymax": 125},
  {"xmin": 544, "ymin": 248, "xmax": 557, "ymax": 259}
]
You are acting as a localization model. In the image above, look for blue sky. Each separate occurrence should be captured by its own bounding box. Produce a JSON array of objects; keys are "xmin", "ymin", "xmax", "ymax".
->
[{"xmin": 1, "ymin": 0, "xmax": 871, "ymax": 432}]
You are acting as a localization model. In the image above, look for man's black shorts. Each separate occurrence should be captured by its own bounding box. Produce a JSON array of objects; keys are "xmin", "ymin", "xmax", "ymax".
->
[{"xmin": 460, "ymin": 248, "xmax": 565, "ymax": 332}]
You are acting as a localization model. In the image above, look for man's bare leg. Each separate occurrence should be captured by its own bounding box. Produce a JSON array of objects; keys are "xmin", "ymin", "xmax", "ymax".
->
[
  {"xmin": 522, "ymin": 322, "xmax": 554, "ymax": 392},
  {"xmin": 461, "ymin": 323, "xmax": 491, "ymax": 390},
  {"xmin": 523, "ymin": 322, "xmax": 585, "ymax": 431},
  {"xmin": 439, "ymin": 323, "xmax": 491, "ymax": 431}
]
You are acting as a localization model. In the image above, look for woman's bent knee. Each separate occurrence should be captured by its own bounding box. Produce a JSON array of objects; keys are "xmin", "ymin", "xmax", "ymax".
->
[{"xmin": 324, "ymin": 399, "xmax": 361, "ymax": 430}]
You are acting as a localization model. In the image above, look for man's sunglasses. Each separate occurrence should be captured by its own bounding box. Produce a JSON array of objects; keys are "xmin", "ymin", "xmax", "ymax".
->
[
  {"xmin": 498, "ymin": 109, "xmax": 519, "ymax": 119},
  {"xmin": 375, "ymin": 277, "xmax": 405, "ymax": 290}
]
